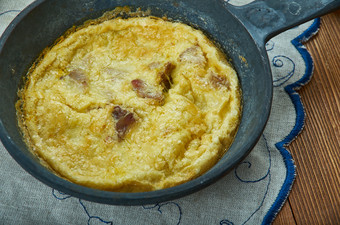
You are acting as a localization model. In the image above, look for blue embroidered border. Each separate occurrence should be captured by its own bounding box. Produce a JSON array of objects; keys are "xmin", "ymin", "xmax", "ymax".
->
[{"xmin": 262, "ymin": 18, "xmax": 321, "ymax": 225}]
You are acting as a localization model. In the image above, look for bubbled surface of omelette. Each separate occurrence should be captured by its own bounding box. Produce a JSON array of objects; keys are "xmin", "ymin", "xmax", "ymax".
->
[{"xmin": 19, "ymin": 17, "xmax": 241, "ymax": 192}]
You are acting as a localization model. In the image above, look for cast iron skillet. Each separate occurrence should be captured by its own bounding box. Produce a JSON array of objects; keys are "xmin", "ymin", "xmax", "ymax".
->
[{"xmin": 0, "ymin": 0, "xmax": 339, "ymax": 205}]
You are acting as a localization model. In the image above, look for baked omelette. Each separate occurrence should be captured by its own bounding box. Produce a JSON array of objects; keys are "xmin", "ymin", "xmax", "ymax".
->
[{"xmin": 17, "ymin": 16, "xmax": 241, "ymax": 192}]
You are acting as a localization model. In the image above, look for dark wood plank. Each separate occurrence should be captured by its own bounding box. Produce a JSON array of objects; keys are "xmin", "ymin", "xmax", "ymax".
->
[
  {"xmin": 274, "ymin": 9, "xmax": 340, "ymax": 225},
  {"xmin": 273, "ymin": 201, "xmax": 296, "ymax": 225}
]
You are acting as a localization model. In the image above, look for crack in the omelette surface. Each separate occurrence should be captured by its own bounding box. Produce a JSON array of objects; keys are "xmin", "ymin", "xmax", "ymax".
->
[
  {"xmin": 156, "ymin": 62, "xmax": 175, "ymax": 92},
  {"xmin": 62, "ymin": 102, "xmax": 107, "ymax": 114}
]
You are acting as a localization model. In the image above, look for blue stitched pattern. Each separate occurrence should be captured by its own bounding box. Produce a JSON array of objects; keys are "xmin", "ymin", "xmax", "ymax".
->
[
  {"xmin": 52, "ymin": 189, "xmax": 72, "ymax": 200},
  {"xmin": 0, "ymin": 9, "xmax": 20, "ymax": 17},
  {"xmin": 241, "ymin": 135, "xmax": 271, "ymax": 225},
  {"xmin": 52, "ymin": 188, "xmax": 182, "ymax": 224},
  {"xmin": 272, "ymin": 55, "xmax": 296, "ymax": 87},
  {"xmin": 52, "ymin": 189, "xmax": 113, "ymax": 224},
  {"xmin": 143, "ymin": 202, "xmax": 182, "ymax": 225},
  {"xmin": 220, "ymin": 219, "xmax": 234, "ymax": 225},
  {"xmin": 79, "ymin": 199, "xmax": 113, "ymax": 225},
  {"xmin": 221, "ymin": 135, "xmax": 272, "ymax": 225},
  {"xmin": 265, "ymin": 40, "xmax": 275, "ymax": 51}
]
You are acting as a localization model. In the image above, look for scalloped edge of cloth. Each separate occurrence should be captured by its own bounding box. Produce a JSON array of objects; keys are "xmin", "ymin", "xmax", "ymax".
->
[{"xmin": 263, "ymin": 18, "xmax": 320, "ymax": 225}]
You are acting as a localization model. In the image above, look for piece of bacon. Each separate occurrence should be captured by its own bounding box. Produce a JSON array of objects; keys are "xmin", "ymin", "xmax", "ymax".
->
[
  {"xmin": 148, "ymin": 62, "xmax": 161, "ymax": 70},
  {"xmin": 112, "ymin": 106, "xmax": 128, "ymax": 120},
  {"xmin": 131, "ymin": 79, "xmax": 164, "ymax": 104},
  {"xmin": 112, "ymin": 106, "xmax": 136, "ymax": 140},
  {"xmin": 179, "ymin": 46, "xmax": 206, "ymax": 65},
  {"xmin": 68, "ymin": 69, "xmax": 88, "ymax": 86},
  {"xmin": 210, "ymin": 72, "xmax": 230, "ymax": 89},
  {"xmin": 157, "ymin": 62, "xmax": 175, "ymax": 91}
]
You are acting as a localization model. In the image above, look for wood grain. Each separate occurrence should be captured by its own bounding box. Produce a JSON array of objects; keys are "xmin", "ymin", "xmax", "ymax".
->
[
  {"xmin": 273, "ymin": 9, "xmax": 340, "ymax": 225},
  {"xmin": 272, "ymin": 200, "xmax": 296, "ymax": 225}
]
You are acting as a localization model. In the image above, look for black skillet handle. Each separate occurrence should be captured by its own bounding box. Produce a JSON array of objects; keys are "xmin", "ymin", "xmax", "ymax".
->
[{"xmin": 224, "ymin": 0, "xmax": 340, "ymax": 45}]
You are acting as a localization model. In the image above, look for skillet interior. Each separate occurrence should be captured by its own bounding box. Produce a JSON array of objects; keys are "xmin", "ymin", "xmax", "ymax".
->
[{"xmin": 0, "ymin": 0, "xmax": 272, "ymax": 205}]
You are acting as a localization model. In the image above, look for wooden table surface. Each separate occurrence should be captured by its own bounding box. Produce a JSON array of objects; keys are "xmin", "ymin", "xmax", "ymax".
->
[{"xmin": 273, "ymin": 10, "xmax": 340, "ymax": 225}]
